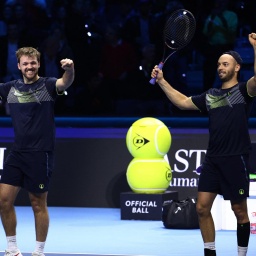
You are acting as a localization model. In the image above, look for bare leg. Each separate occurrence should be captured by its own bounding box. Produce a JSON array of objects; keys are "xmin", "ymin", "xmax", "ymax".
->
[
  {"xmin": 231, "ymin": 199, "xmax": 249, "ymax": 224},
  {"xmin": 0, "ymin": 184, "xmax": 20, "ymax": 236},
  {"xmin": 29, "ymin": 192, "xmax": 49, "ymax": 242},
  {"xmin": 196, "ymin": 192, "xmax": 217, "ymax": 242}
]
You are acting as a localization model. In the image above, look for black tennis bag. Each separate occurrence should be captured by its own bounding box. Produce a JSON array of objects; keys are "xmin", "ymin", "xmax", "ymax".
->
[{"xmin": 162, "ymin": 197, "xmax": 199, "ymax": 229}]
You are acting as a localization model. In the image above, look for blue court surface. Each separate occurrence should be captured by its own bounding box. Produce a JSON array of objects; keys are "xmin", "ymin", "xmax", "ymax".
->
[
  {"xmin": 20, "ymin": 254, "xmax": 140, "ymax": 256},
  {"xmin": 0, "ymin": 207, "xmax": 255, "ymax": 256},
  {"xmin": 20, "ymin": 254, "xmax": 139, "ymax": 256}
]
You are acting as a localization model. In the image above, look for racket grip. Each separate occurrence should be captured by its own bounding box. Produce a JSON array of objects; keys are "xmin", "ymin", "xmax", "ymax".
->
[{"xmin": 149, "ymin": 62, "xmax": 164, "ymax": 85}]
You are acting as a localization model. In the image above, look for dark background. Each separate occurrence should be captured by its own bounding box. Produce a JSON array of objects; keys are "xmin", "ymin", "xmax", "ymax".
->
[{"xmin": 0, "ymin": 0, "xmax": 256, "ymax": 117}]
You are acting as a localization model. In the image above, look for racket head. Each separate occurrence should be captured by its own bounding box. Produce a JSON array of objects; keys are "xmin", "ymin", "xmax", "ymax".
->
[{"xmin": 164, "ymin": 9, "xmax": 196, "ymax": 50}]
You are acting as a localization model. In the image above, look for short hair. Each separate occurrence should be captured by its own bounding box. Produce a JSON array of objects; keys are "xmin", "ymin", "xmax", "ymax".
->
[{"xmin": 16, "ymin": 47, "xmax": 41, "ymax": 63}]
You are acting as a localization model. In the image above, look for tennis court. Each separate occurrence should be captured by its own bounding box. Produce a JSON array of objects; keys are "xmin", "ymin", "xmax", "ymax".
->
[{"xmin": 0, "ymin": 207, "xmax": 255, "ymax": 256}]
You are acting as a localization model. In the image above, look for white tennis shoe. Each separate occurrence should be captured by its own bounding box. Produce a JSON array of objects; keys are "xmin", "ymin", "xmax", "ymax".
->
[
  {"xmin": 4, "ymin": 249, "xmax": 22, "ymax": 256},
  {"xmin": 32, "ymin": 252, "xmax": 45, "ymax": 256}
]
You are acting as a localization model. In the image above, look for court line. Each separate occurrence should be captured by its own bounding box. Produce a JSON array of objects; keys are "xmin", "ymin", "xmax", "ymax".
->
[{"xmin": 0, "ymin": 252, "xmax": 151, "ymax": 256}]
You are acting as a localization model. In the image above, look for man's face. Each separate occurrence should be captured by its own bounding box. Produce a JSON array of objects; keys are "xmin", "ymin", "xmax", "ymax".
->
[
  {"xmin": 18, "ymin": 55, "xmax": 40, "ymax": 83},
  {"xmin": 217, "ymin": 54, "xmax": 239, "ymax": 82}
]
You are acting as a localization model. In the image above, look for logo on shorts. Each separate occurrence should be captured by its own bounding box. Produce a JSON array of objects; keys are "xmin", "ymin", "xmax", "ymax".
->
[
  {"xmin": 39, "ymin": 184, "xmax": 44, "ymax": 189},
  {"xmin": 239, "ymin": 189, "xmax": 244, "ymax": 195}
]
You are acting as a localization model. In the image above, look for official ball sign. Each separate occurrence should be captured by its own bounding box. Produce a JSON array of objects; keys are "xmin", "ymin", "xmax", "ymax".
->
[{"xmin": 120, "ymin": 191, "xmax": 178, "ymax": 220}]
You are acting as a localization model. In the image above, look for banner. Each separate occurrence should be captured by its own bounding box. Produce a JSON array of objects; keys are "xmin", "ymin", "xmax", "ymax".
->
[{"xmin": 0, "ymin": 127, "xmax": 255, "ymax": 207}]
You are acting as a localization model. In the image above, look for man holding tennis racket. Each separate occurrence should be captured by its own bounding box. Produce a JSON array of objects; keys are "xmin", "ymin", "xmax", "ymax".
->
[
  {"xmin": 0, "ymin": 47, "xmax": 74, "ymax": 256},
  {"xmin": 151, "ymin": 32, "xmax": 256, "ymax": 256}
]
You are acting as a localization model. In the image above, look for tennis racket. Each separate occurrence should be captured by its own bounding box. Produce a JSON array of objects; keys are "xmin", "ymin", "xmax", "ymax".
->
[{"xmin": 149, "ymin": 9, "xmax": 196, "ymax": 85}]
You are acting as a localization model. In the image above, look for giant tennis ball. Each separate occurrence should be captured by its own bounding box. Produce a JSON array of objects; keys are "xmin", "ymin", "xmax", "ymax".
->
[
  {"xmin": 126, "ymin": 158, "xmax": 172, "ymax": 194},
  {"xmin": 126, "ymin": 117, "xmax": 171, "ymax": 158}
]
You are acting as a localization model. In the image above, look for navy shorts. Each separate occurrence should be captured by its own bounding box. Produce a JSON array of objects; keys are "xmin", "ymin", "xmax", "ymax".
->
[
  {"xmin": 198, "ymin": 154, "xmax": 250, "ymax": 201},
  {"xmin": 1, "ymin": 151, "xmax": 54, "ymax": 193}
]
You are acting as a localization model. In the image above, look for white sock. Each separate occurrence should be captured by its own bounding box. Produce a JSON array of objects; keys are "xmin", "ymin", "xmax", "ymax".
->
[
  {"xmin": 6, "ymin": 235, "xmax": 18, "ymax": 250},
  {"xmin": 238, "ymin": 246, "xmax": 248, "ymax": 256},
  {"xmin": 34, "ymin": 241, "xmax": 45, "ymax": 253},
  {"xmin": 204, "ymin": 242, "xmax": 216, "ymax": 250}
]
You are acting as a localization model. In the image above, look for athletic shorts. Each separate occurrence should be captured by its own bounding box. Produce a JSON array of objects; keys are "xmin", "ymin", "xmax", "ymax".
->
[
  {"xmin": 198, "ymin": 154, "xmax": 250, "ymax": 201},
  {"xmin": 0, "ymin": 151, "xmax": 54, "ymax": 193}
]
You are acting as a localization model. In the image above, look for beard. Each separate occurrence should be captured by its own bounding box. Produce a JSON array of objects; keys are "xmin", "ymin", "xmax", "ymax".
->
[
  {"xmin": 22, "ymin": 69, "xmax": 39, "ymax": 82},
  {"xmin": 219, "ymin": 69, "xmax": 236, "ymax": 82}
]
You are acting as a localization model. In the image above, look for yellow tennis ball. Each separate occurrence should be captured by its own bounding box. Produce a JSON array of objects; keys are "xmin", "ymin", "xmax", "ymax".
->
[
  {"xmin": 126, "ymin": 158, "xmax": 172, "ymax": 194},
  {"xmin": 126, "ymin": 117, "xmax": 171, "ymax": 158}
]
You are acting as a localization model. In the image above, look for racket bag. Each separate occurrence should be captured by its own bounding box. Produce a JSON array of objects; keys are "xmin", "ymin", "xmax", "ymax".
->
[{"xmin": 162, "ymin": 197, "xmax": 199, "ymax": 229}]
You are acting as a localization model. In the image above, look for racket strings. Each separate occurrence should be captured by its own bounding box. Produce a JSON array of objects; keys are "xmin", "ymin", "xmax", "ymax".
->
[
  {"xmin": 164, "ymin": 10, "xmax": 196, "ymax": 50},
  {"xmin": 149, "ymin": 9, "xmax": 196, "ymax": 84}
]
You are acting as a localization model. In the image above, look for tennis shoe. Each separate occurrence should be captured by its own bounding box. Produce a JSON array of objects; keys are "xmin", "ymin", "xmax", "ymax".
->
[
  {"xmin": 32, "ymin": 252, "xmax": 45, "ymax": 256},
  {"xmin": 4, "ymin": 249, "xmax": 22, "ymax": 256}
]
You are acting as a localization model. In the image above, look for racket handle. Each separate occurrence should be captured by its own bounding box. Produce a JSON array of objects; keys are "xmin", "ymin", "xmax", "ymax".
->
[{"xmin": 149, "ymin": 62, "xmax": 164, "ymax": 85}]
